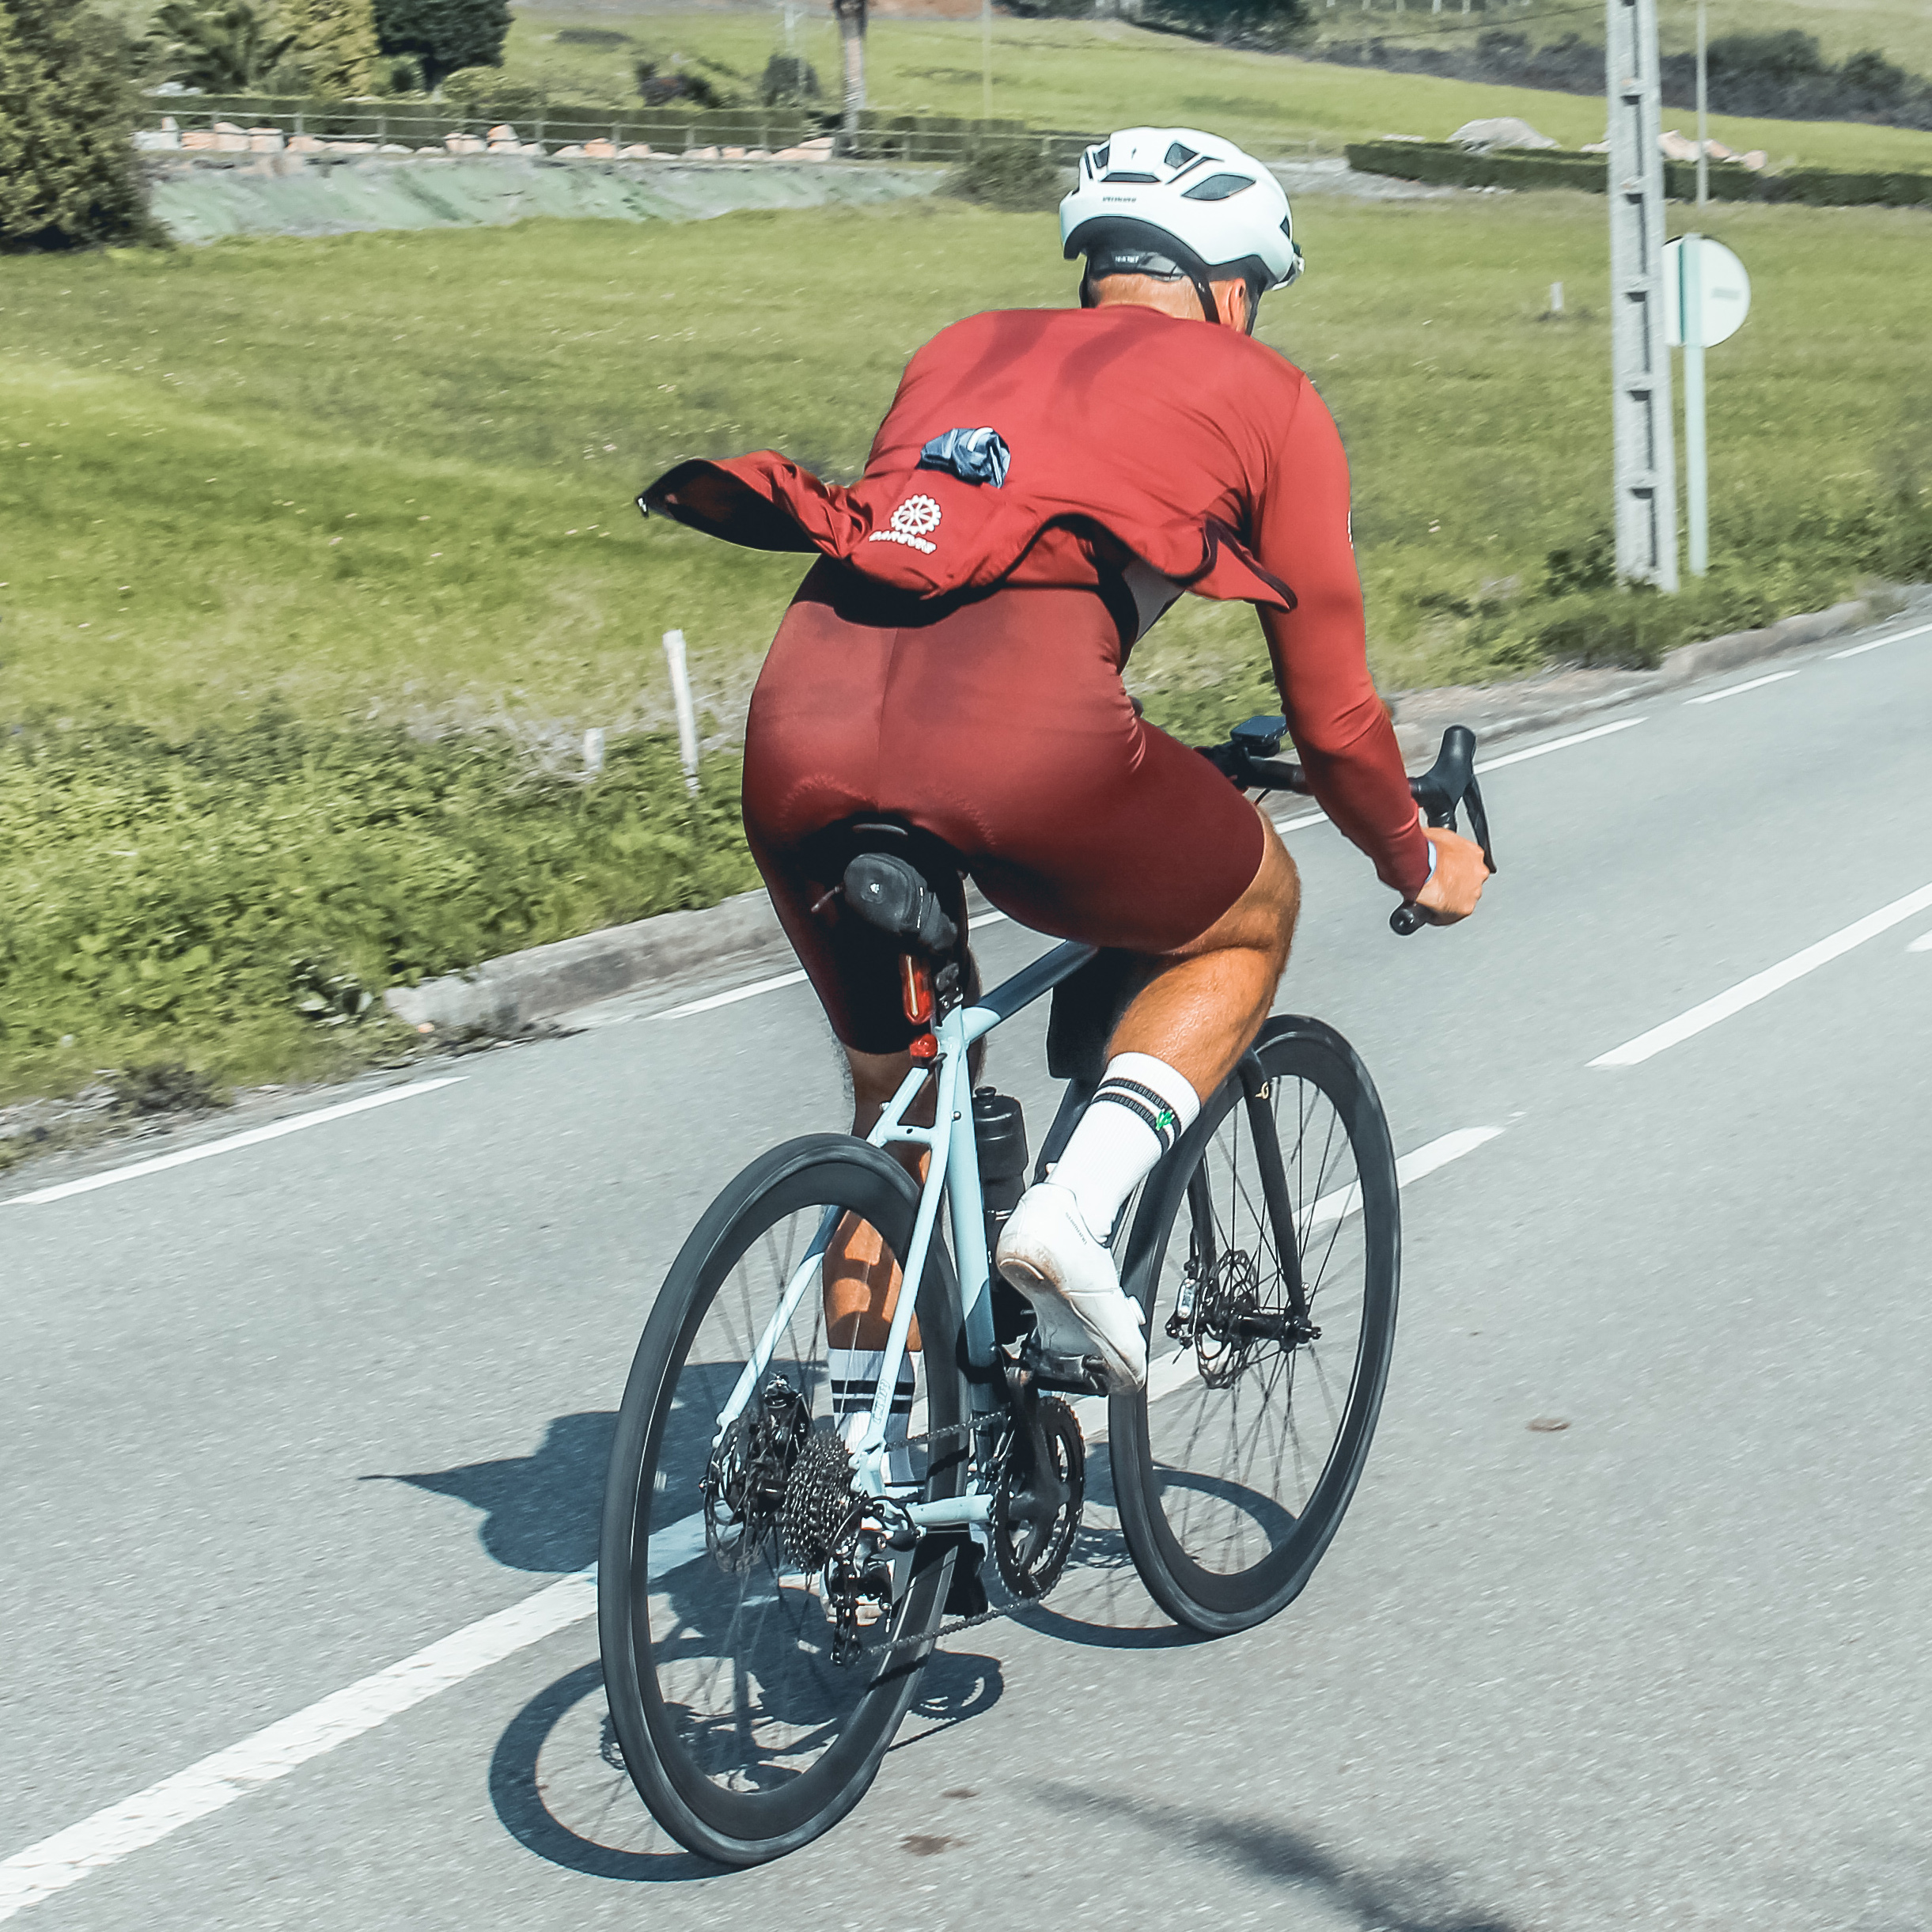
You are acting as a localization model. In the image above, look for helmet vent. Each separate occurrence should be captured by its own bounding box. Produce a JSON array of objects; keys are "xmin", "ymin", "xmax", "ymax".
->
[
  {"xmin": 1093, "ymin": 143, "xmax": 1110, "ymax": 171},
  {"xmin": 1163, "ymin": 142, "xmax": 1199, "ymax": 168},
  {"xmin": 1180, "ymin": 172, "xmax": 1254, "ymax": 202},
  {"xmin": 1103, "ymin": 171, "xmax": 1159, "ymax": 184}
]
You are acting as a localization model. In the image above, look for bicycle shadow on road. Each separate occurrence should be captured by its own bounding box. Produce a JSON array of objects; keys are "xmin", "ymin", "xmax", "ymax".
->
[
  {"xmin": 491, "ymin": 1651, "xmax": 1006, "ymax": 1881},
  {"xmin": 366, "ymin": 1411, "xmax": 616, "ymax": 1571},
  {"xmin": 1033, "ymin": 1782, "xmax": 1523, "ymax": 1932}
]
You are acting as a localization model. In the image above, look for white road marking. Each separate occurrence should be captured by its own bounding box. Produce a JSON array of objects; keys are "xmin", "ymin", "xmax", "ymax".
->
[
  {"xmin": 5, "ymin": 1078, "xmax": 464, "ymax": 1207},
  {"xmin": 0, "ymin": 1103, "xmax": 1506, "ymax": 1913},
  {"xmin": 1909, "ymin": 930, "xmax": 1932, "ymax": 953},
  {"xmin": 1475, "ymin": 718, "xmax": 1645, "ymax": 772},
  {"xmin": 0, "ymin": 1568, "xmax": 597, "ymax": 1923},
  {"xmin": 1832, "ymin": 619, "xmax": 1932, "ymax": 659},
  {"xmin": 1591, "ymin": 880, "xmax": 1932, "ymax": 1067},
  {"xmin": 661, "ymin": 968, "xmax": 808, "ymax": 1017},
  {"xmin": 1272, "ymin": 715, "xmax": 1645, "ymax": 836},
  {"xmin": 1685, "ymin": 670, "xmax": 1799, "ymax": 705},
  {"xmin": 1305, "ymin": 1126, "xmax": 1506, "ymax": 1229}
]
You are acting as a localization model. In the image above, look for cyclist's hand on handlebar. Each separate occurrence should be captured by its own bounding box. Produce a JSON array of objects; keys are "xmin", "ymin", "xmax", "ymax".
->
[{"xmin": 1415, "ymin": 821, "xmax": 1489, "ymax": 925}]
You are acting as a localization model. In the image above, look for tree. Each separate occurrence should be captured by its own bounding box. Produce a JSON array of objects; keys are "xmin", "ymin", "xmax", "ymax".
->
[
  {"xmin": 1, "ymin": 0, "xmax": 152, "ymax": 250},
  {"xmin": 372, "ymin": 0, "xmax": 507, "ymax": 92},
  {"xmin": 286, "ymin": 0, "xmax": 378, "ymax": 97},
  {"xmin": 145, "ymin": 0, "xmax": 294, "ymax": 91},
  {"xmin": 830, "ymin": 0, "xmax": 863, "ymax": 146}
]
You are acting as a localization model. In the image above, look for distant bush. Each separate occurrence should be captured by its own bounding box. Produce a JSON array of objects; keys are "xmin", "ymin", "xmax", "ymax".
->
[
  {"xmin": 0, "ymin": 0, "xmax": 153, "ymax": 251},
  {"xmin": 554, "ymin": 26, "xmax": 631, "ymax": 48},
  {"xmin": 635, "ymin": 55, "xmax": 729, "ymax": 108},
  {"xmin": 1316, "ymin": 25, "xmax": 1932, "ymax": 131},
  {"xmin": 760, "ymin": 51, "xmax": 820, "ymax": 107},
  {"xmin": 373, "ymin": 0, "xmax": 506, "ymax": 92},
  {"xmin": 1138, "ymin": 0, "xmax": 1311, "ymax": 47},
  {"xmin": 945, "ymin": 140, "xmax": 1066, "ymax": 210},
  {"xmin": 0, "ymin": 714, "xmax": 757, "ymax": 1102}
]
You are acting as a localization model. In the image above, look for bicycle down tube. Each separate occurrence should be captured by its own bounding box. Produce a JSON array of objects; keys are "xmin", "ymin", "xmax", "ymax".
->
[{"xmin": 708, "ymin": 934, "xmax": 1097, "ymax": 1520}]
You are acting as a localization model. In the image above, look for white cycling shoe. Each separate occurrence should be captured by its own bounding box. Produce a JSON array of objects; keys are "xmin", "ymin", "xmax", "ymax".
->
[{"xmin": 995, "ymin": 1181, "xmax": 1148, "ymax": 1393}]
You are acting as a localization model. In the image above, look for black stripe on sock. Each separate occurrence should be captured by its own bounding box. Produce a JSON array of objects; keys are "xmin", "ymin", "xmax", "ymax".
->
[{"xmin": 1093, "ymin": 1079, "xmax": 1179, "ymax": 1152}]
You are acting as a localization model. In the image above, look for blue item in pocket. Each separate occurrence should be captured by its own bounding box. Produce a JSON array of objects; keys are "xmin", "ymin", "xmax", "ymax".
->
[{"xmin": 918, "ymin": 426, "xmax": 1011, "ymax": 489}]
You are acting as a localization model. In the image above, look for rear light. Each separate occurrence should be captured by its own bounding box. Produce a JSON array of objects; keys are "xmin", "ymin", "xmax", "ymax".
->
[{"xmin": 899, "ymin": 954, "xmax": 934, "ymax": 1025}]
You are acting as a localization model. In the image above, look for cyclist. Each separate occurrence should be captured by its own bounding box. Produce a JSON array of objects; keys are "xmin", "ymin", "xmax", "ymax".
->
[{"xmin": 641, "ymin": 127, "xmax": 1488, "ymax": 1396}]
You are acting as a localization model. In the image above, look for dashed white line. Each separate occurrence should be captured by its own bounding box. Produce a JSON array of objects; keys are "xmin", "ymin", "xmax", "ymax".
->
[
  {"xmin": 1908, "ymin": 930, "xmax": 1932, "ymax": 953},
  {"xmin": 1686, "ymin": 670, "xmax": 1799, "ymax": 705},
  {"xmin": 1832, "ymin": 619, "xmax": 1932, "ymax": 659},
  {"xmin": 0, "ymin": 1113, "xmax": 1506, "ymax": 1915},
  {"xmin": 1474, "ymin": 718, "xmax": 1645, "ymax": 773},
  {"xmin": 5, "ymin": 1078, "xmax": 464, "ymax": 1207},
  {"xmin": 1591, "ymin": 880, "xmax": 1932, "ymax": 1066},
  {"xmin": 0, "ymin": 1568, "xmax": 597, "ymax": 1923},
  {"xmin": 661, "ymin": 968, "xmax": 808, "ymax": 1018}
]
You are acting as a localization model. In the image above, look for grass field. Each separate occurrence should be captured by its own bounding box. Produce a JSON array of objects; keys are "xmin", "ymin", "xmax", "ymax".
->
[
  {"xmin": 4, "ymin": 191, "xmax": 1926, "ymax": 731},
  {"xmin": 498, "ymin": 4, "xmax": 1932, "ymax": 174},
  {"xmin": 3, "ymin": 186, "xmax": 1928, "ymax": 1100}
]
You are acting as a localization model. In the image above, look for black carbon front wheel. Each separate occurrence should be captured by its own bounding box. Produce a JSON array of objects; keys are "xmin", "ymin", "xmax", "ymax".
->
[
  {"xmin": 1112, "ymin": 1016, "xmax": 1400, "ymax": 1635},
  {"xmin": 598, "ymin": 1135, "xmax": 968, "ymax": 1866}
]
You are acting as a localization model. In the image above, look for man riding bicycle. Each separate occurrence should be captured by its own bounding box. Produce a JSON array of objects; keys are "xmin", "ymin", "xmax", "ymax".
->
[{"xmin": 641, "ymin": 127, "xmax": 1487, "ymax": 1403}]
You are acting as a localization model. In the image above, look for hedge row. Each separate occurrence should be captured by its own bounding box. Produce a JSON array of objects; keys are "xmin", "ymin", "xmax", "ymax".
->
[{"xmin": 1345, "ymin": 138, "xmax": 1932, "ymax": 207}]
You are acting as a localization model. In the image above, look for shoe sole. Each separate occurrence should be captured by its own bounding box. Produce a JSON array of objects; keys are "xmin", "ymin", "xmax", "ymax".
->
[{"xmin": 998, "ymin": 1254, "xmax": 1147, "ymax": 1394}]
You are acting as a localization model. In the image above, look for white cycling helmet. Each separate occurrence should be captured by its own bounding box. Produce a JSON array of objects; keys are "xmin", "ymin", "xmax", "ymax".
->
[{"xmin": 1059, "ymin": 126, "xmax": 1304, "ymax": 327}]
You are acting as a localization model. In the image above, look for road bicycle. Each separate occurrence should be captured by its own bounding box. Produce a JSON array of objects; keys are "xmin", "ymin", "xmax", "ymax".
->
[{"xmin": 598, "ymin": 718, "xmax": 1495, "ymax": 1866}]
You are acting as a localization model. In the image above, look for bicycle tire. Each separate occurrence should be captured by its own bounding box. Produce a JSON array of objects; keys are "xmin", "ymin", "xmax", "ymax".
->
[
  {"xmin": 1112, "ymin": 1015, "xmax": 1400, "ymax": 1635},
  {"xmin": 599, "ymin": 1134, "xmax": 968, "ymax": 1866}
]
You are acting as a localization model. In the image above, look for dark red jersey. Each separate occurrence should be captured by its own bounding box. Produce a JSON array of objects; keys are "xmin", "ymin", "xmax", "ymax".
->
[{"xmin": 645, "ymin": 304, "xmax": 1427, "ymax": 896}]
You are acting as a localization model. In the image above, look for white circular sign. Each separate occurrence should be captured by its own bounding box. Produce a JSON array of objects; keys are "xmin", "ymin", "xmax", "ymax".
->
[{"xmin": 1664, "ymin": 236, "xmax": 1751, "ymax": 348}]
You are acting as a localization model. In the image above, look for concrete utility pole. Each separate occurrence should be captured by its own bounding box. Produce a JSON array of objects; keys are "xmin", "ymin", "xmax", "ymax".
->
[
  {"xmin": 832, "ymin": 0, "xmax": 866, "ymax": 150},
  {"xmin": 1606, "ymin": 0, "xmax": 1678, "ymax": 589}
]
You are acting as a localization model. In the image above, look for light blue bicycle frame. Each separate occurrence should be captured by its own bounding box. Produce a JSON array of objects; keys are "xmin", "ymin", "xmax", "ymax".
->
[{"xmin": 711, "ymin": 936, "xmax": 1098, "ymax": 1535}]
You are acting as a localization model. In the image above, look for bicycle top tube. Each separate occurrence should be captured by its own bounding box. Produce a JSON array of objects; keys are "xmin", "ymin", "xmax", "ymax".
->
[{"xmin": 960, "ymin": 937, "xmax": 1097, "ymax": 1047}]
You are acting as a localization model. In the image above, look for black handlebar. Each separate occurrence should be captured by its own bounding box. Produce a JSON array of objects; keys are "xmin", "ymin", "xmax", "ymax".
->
[{"xmin": 1201, "ymin": 716, "xmax": 1498, "ymax": 937}]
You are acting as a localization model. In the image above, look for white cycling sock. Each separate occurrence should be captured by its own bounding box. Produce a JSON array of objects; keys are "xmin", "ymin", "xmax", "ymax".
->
[
  {"xmin": 830, "ymin": 1347, "xmax": 919, "ymax": 1487},
  {"xmin": 1047, "ymin": 1051, "xmax": 1202, "ymax": 1244}
]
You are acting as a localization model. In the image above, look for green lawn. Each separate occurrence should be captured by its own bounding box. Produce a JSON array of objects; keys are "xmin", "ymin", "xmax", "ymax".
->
[
  {"xmin": 3, "ymin": 187, "xmax": 1927, "ymax": 1100},
  {"xmin": 4, "ymin": 191, "xmax": 1926, "ymax": 732},
  {"xmin": 498, "ymin": 4, "xmax": 1932, "ymax": 175}
]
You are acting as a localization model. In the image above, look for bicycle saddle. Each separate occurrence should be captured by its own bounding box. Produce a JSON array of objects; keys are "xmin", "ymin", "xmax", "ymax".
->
[{"xmin": 843, "ymin": 851, "xmax": 959, "ymax": 954}]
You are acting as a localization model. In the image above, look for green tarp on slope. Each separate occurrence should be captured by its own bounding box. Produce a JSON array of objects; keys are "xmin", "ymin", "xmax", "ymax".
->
[{"xmin": 146, "ymin": 156, "xmax": 941, "ymax": 244}]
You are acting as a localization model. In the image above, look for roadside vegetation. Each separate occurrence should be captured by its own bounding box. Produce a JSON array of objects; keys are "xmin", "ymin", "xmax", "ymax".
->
[{"xmin": 2, "ymin": 185, "xmax": 1927, "ymax": 1103}]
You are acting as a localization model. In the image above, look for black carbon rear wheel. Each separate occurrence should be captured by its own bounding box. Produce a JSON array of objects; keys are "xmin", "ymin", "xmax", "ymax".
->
[{"xmin": 598, "ymin": 1135, "xmax": 968, "ymax": 1866}]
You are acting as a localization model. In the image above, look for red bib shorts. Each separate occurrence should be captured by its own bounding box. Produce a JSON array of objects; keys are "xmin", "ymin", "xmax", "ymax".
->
[{"xmin": 742, "ymin": 561, "xmax": 1266, "ymax": 1055}]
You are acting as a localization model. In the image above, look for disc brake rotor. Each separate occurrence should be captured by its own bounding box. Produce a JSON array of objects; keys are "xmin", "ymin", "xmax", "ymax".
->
[{"xmin": 703, "ymin": 1374, "xmax": 810, "ymax": 1571}]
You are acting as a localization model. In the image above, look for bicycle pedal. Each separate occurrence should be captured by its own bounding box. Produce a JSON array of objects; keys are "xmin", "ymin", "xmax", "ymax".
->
[{"xmin": 1017, "ymin": 1339, "xmax": 1108, "ymax": 1396}]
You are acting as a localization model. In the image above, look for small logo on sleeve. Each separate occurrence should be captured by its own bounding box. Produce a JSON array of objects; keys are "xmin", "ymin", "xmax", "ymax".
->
[{"xmin": 868, "ymin": 494, "xmax": 942, "ymax": 555}]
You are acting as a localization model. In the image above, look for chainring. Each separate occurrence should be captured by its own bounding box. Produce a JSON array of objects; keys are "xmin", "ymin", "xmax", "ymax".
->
[{"xmin": 992, "ymin": 1394, "xmax": 1085, "ymax": 1600}]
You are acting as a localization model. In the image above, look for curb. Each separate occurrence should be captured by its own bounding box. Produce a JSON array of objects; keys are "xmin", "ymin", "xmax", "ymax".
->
[{"xmin": 385, "ymin": 589, "xmax": 1923, "ymax": 1036}]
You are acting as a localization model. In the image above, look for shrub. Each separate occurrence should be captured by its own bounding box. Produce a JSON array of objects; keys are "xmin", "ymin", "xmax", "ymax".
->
[
  {"xmin": 944, "ymin": 139, "xmax": 1066, "ymax": 210},
  {"xmin": 372, "ymin": 0, "xmax": 506, "ymax": 92},
  {"xmin": 760, "ymin": 51, "xmax": 820, "ymax": 107},
  {"xmin": 146, "ymin": 0, "xmax": 295, "ymax": 90},
  {"xmin": 0, "ymin": 714, "xmax": 758, "ymax": 1102},
  {"xmin": 0, "ymin": 0, "xmax": 153, "ymax": 251}
]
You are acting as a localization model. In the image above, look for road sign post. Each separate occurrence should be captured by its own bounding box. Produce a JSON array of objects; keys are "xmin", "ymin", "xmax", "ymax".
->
[
  {"xmin": 1665, "ymin": 234, "xmax": 1752, "ymax": 581},
  {"xmin": 1607, "ymin": 0, "xmax": 1678, "ymax": 590},
  {"xmin": 1681, "ymin": 236, "xmax": 1707, "ymax": 574}
]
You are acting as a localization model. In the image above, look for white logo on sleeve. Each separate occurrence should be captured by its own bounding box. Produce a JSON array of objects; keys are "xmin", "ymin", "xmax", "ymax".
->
[{"xmin": 868, "ymin": 494, "xmax": 942, "ymax": 555}]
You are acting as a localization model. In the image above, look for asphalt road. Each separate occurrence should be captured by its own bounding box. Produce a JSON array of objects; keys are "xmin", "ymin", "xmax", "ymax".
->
[{"xmin": 5, "ymin": 615, "xmax": 1930, "ymax": 1931}]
